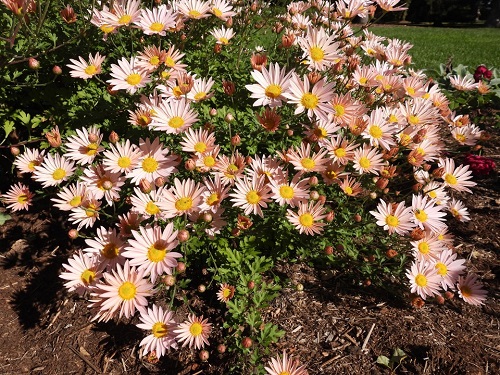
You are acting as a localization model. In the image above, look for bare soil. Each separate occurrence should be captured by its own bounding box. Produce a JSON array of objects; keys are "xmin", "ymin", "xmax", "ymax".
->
[{"xmin": 1, "ymin": 126, "xmax": 499, "ymax": 375}]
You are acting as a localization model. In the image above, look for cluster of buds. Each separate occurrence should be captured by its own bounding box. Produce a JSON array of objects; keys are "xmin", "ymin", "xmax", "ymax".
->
[
  {"xmin": 463, "ymin": 154, "xmax": 496, "ymax": 176},
  {"xmin": 473, "ymin": 65, "xmax": 493, "ymax": 82}
]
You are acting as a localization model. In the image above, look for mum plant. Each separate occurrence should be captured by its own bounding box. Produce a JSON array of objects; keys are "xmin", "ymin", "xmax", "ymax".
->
[{"xmin": 0, "ymin": 0, "xmax": 489, "ymax": 373}]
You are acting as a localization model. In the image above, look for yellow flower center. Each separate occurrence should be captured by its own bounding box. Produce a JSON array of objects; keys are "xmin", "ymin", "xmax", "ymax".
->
[
  {"xmin": 301, "ymin": 93, "xmax": 319, "ymax": 109},
  {"xmin": 407, "ymin": 87, "xmax": 415, "ymax": 96},
  {"xmin": 428, "ymin": 190, "xmax": 437, "ymax": 199},
  {"xmin": 400, "ymin": 133, "xmax": 411, "ymax": 146},
  {"xmin": 165, "ymin": 114, "xmax": 184, "ymax": 129},
  {"xmin": 80, "ymin": 269, "xmax": 95, "ymax": 285},
  {"xmin": 344, "ymin": 186, "xmax": 353, "ymax": 195},
  {"xmin": 85, "ymin": 143, "xmax": 99, "ymax": 156},
  {"xmin": 333, "ymin": 104, "xmax": 345, "ymax": 116},
  {"xmin": 118, "ymin": 14, "xmax": 132, "ymax": 25},
  {"xmin": 310, "ymin": 46, "xmax": 325, "ymax": 62},
  {"xmin": 84, "ymin": 65, "xmax": 97, "ymax": 76},
  {"xmin": 100, "ymin": 24, "xmax": 115, "ymax": 34},
  {"xmin": 279, "ymin": 186, "xmax": 294, "ymax": 199},
  {"xmin": 418, "ymin": 242, "xmax": 430, "ymax": 254},
  {"xmin": 299, "ymin": 213, "xmax": 314, "ymax": 227},
  {"xmin": 52, "ymin": 168, "xmax": 66, "ymax": 181},
  {"xmin": 85, "ymin": 203, "xmax": 98, "ymax": 217},
  {"xmin": 369, "ymin": 125, "xmax": 382, "ymax": 139},
  {"xmin": 414, "ymin": 209, "xmax": 428, "ymax": 222},
  {"xmin": 408, "ymin": 115, "xmax": 420, "ymax": 125},
  {"xmin": 301, "ymin": 158, "xmax": 315, "ymax": 170},
  {"xmin": 165, "ymin": 56, "xmax": 175, "ymax": 68},
  {"xmin": 435, "ymin": 262, "xmax": 448, "ymax": 276},
  {"xmin": 206, "ymin": 193, "xmax": 220, "ymax": 206},
  {"xmin": 145, "ymin": 201, "xmax": 160, "ymax": 215},
  {"xmin": 265, "ymin": 84, "xmax": 282, "ymax": 99},
  {"xmin": 194, "ymin": 92, "xmax": 207, "ymax": 101},
  {"xmin": 212, "ymin": 8, "xmax": 222, "ymax": 17},
  {"xmin": 415, "ymin": 274, "xmax": 427, "ymax": 287},
  {"xmin": 313, "ymin": 127, "xmax": 328, "ymax": 139},
  {"xmin": 28, "ymin": 161, "xmax": 37, "ymax": 171},
  {"xmin": 460, "ymin": 285, "xmax": 472, "ymax": 298},
  {"xmin": 359, "ymin": 157, "xmax": 371, "ymax": 169},
  {"xmin": 147, "ymin": 241, "xmax": 167, "ymax": 262},
  {"xmin": 175, "ymin": 197, "xmax": 193, "ymax": 211},
  {"xmin": 279, "ymin": 372, "xmax": 291, "ymax": 375},
  {"xmin": 150, "ymin": 56, "xmax": 160, "ymax": 66},
  {"xmin": 455, "ymin": 134, "xmax": 467, "ymax": 143},
  {"xmin": 386, "ymin": 214, "xmax": 399, "ymax": 227},
  {"xmin": 126, "ymin": 73, "xmax": 142, "ymax": 86},
  {"xmin": 444, "ymin": 173, "xmax": 457, "ymax": 185},
  {"xmin": 203, "ymin": 156, "xmax": 216, "ymax": 167},
  {"xmin": 219, "ymin": 37, "xmax": 229, "ymax": 45},
  {"xmin": 188, "ymin": 9, "xmax": 201, "ymax": 18},
  {"xmin": 359, "ymin": 77, "xmax": 368, "ymax": 85},
  {"xmin": 152, "ymin": 322, "xmax": 169, "ymax": 338},
  {"xmin": 101, "ymin": 243, "xmax": 119, "ymax": 259},
  {"xmin": 149, "ymin": 22, "xmax": 164, "ymax": 32},
  {"xmin": 17, "ymin": 194, "xmax": 28, "ymax": 204},
  {"xmin": 118, "ymin": 156, "xmax": 132, "ymax": 169},
  {"xmin": 194, "ymin": 142, "xmax": 207, "ymax": 153},
  {"xmin": 189, "ymin": 322, "xmax": 203, "ymax": 336},
  {"xmin": 118, "ymin": 281, "xmax": 137, "ymax": 300},
  {"xmin": 334, "ymin": 148, "xmax": 346, "ymax": 158},
  {"xmin": 142, "ymin": 157, "xmax": 158, "ymax": 173},
  {"xmin": 70, "ymin": 195, "xmax": 82, "ymax": 207},
  {"xmin": 246, "ymin": 190, "xmax": 261, "ymax": 204}
]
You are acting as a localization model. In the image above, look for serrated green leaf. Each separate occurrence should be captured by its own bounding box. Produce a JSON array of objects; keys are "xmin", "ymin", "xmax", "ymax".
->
[{"xmin": 0, "ymin": 212, "xmax": 12, "ymax": 225}]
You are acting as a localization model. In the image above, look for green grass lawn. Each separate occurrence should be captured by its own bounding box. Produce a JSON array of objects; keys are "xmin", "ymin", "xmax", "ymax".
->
[{"xmin": 370, "ymin": 25, "xmax": 500, "ymax": 72}]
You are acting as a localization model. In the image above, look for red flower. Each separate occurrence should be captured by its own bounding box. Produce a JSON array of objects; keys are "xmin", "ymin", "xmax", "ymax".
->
[{"xmin": 463, "ymin": 154, "xmax": 496, "ymax": 176}]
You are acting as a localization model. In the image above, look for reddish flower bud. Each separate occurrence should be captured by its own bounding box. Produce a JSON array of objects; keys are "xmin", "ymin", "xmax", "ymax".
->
[
  {"xmin": 231, "ymin": 133, "xmax": 241, "ymax": 146},
  {"xmin": 224, "ymin": 113, "xmax": 234, "ymax": 123},
  {"xmin": 10, "ymin": 146, "xmax": 20, "ymax": 156},
  {"xmin": 199, "ymin": 350, "xmax": 209, "ymax": 362},
  {"xmin": 162, "ymin": 275, "xmax": 176, "ymax": 286},
  {"xmin": 185, "ymin": 158, "xmax": 196, "ymax": 171},
  {"xmin": 52, "ymin": 65, "xmax": 62, "ymax": 75},
  {"xmin": 325, "ymin": 211, "xmax": 335, "ymax": 222},
  {"xmin": 309, "ymin": 176, "xmax": 319, "ymax": 186},
  {"xmin": 28, "ymin": 57, "xmax": 39, "ymax": 70},
  {"xmin": 108, "ymin": 131, "xmax": 119, "ymax": 144},
  {"xmin": 209, "ymin": 108, "xmax": 218, "ymax": 117},
  {"xmin": 155, "ymin": 177, "xmax": 166, "ymax": 188},
  {"xmin": 354, "ymin": 213, "xmax": 362, "ymax": 222},
  {"xmin": 241, "ymin": 337, "xmax": 253, "ymax": 348},
  {"xmin": 139, "ymin": 178, "xmax": 152, "ymax": 194},
  {"xmin": 68, "ymin": 229, "xmax": 79, "ymax": 239},
  {"xmin": 247, "ymin": 280, "xmax": 255, "ymax": 289},
  {"xmin": 197, "ymin": 284, "xmax": 206, "ymax": 293},
  {"xmin": 386, "ymin": 249, "xmax": 398, "ymax": 258},
  {"xmin": 177, "ymin": 230, "xmax": 190, "ymax": 243},
  {"xmin": 217, "ymin": 344, "xmax": 226, "ymax": 354},
  {"xmin": 309, "ymin": 191, "xmax": 320, "ymax": 201},
  {"xmin": 324, "ymin": 246, "xmax": 334, "ymax": 255},
  {"xmin": 176, "ymin": 262, "xmax": 186, "ymax": 273}
]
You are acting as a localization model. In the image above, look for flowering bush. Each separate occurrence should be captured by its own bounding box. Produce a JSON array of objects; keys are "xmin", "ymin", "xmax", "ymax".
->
[{"xmin": 0, "ymin": 0, "xmax": 490, "ymax": 373}]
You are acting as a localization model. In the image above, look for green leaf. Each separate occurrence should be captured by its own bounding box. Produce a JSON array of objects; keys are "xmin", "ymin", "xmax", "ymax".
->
[
  {"xmin": 376, "ymin": 355, "xmax": 391, "ymax": 368},
  {"xmin": 0, "ymin": 212, "xmax": 12, "ymax": 225},
  {"xmin": 2, "ymin": 120, "xmax": 14, "ymax": 139},
  {"xmin": 391, "ymin": 348, "xmax": 407, "ymax": 365}
]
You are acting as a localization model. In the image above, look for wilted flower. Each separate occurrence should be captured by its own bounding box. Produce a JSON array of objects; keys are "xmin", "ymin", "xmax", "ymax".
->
[{"xmin": 60, "ymin": 4, "xmax": 77, "ymax": 23}]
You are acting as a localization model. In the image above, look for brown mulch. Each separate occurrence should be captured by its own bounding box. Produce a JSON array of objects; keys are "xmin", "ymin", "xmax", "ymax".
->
[{"xmin": 1, "ymin": 127, "xmax": 499, "ymax": 374}]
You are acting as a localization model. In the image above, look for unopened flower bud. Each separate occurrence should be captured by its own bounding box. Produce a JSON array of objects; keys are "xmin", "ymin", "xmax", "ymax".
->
[
  {"xmin": 411, "ymin": 296, "xmax": 425, "ymax": 308},
  {"xmin": 198, "ymin": 284, "xmax": 206, "ymax": 293},
  {"xmin": 109, "ymin": 131, "xmax": 119, "ymax": 143},
  {"xmin": 222, "ymin": 80, "xmax": 235, "ymax": 96},
  {"xmin": 412, "ymin": 183, "xmax": 422, "ymax": 193},
  {"xmin": 199, "ymin": 350, "xmax": 209, "ymax": 362},
  {"xmin": 162, "ymin": 275, "xmax": 176, "ymax": 286},
  {"xmin": 309, "ymin": 190, "xmax": 320, "ymax": 201},
  {"xmin": 432, "ymin": 167, "xmax": 445, "ymax": 179},
  {"xmin": 435, "ymin": 294, "xmax": 445, "ymax": 305},
  {"xmin": 386, "ymin": 249, "xmax": 398, "ymax": 258},
  {"xmin": 364, "ymin": 279, "xmax": 371, "ymax": 286},
  {"xmin": 214, "ymin": 43, "xmax": 222, "ymax": 54},
  {"xmin": 139, "ymin": 178, "xmax": 152, "ymax": 194},
  {"xmin": 177, "ymin": 229, "xmax": 190, "ymax": 243},
  {"xmin": 28, "ymin": 57, "xmax": 40, "ymax": 70},
  {"xmin": 10, "ymin": 146, "xmax": 20, "ymax": 156},
  {"xmin": 88, "ymin": 133, "xmax": 99, "ymax": 143},
  {"xmin": 217, "ymin": 344, "xmax": 226, "ymax": 354},
  {"xmin": 324, "ymin": 246, "xmax": 334, "ymax": 255},
  {"xmin": 369, "ymin": 192, "xmax": 377, "ymax": 199},
  {"xmin": 231, "ymin": 133, "xmax": 241, "ymax": 146},
  {"xmin": 185, "ymin": 158, "xmax": 196, "ymax": 171},
  {"xmin": 68, "ymin": 229, "xmax": 79, "ymax": 239},
  {"xmin": 154, "ymin": 177, "xmax": 165, "ymax": 188},
  {"xmin": 224, "ymin": 113, "xmax": 234, "ymax": 123},
  {"xmin": 226, "ymin": 16, "xmax": 233, "ymax": 27},
  {"xmin": 444, "ymin": 291, "xmax": 454, "ymax": 300},
  {"xmin": 209, "ymin": 108, "xmax": 218, "ymax": 117},
  {"xmin": 176, "ymin": 262, "xmax": 186, "ymax": 273},
  {"xmin": 410, "ymin": 228, "xmax": 425, "ymax": 241},
  {"xmin": 318, "ymin": 195, "xmax": 326, "ymax": 204},
  {"xmin": 45, "ymin": 126, "xmax": 62, "ymax": 148},
  {"xmin": 307, "ymin": 71, "xmax": 322, "ymax": 84},
  {"xmin": 52, "ymin": 65, "xmax": 62, "ymax": 75},
  {"xmin": 325, "ymin": 211, "xmax": 335, "ymax": 222},
  {"xmin": 309, "ymin": 176, "xmax": 319, "ymax": 186},
  {"xmin": 241, "ymin": 337, "xmax": 253, "ymax": 348},
  {"xmin": 287, "ymin": 129, "xmax": 294, "ymax": 136},
  {"xmin": 247, "ymin": 280, "xmax": 255, "ymax": 289},
  {"xmin": 376, "ymin": 178, "xmax": 389, "ymax": 190},
  {"xmin": 201, "ymin": 211, "xmax": 213, "ymax": 223},
  {"xmin": 354, "ymin": 213, "xmax": 362, "ymax": 222}
]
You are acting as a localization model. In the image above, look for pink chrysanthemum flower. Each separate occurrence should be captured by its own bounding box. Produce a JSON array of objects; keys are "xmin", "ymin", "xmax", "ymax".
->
[
  {"xmin": 245, "ymin": 62, "xmax": 293, "ymax": 108},
  {"xmin": 135, "ymin": 45, "xmax": 167, "ymax": 74},
  {"xmin": 1, "ymin": 182, "xmax": 34, "ymax": 212},
  {"xmin": 13, "ymin": 147, "xmax": 45, "ymax": 174},
  {"xmin": 432, "ymin": 249, "xmax": 466, "ymax": 291},
  {"xmin": 329, "ymin": 92, "xmax": 367, "ymax": 127},
  {"xmin": 321, "ymin": 160, "xmax": 347, "ymax": 186},
  {"xmin": 210, "ymin": 0, "xmax": 236, "ymax": 21},
  {"xmin": 246, "ymin": 155, "xmax": 285, "ymax": 184},
  {"xmin": 375, "ymin": 0, "xmax": 408, "ymax": 12},
  {"xmin": 438, "ymin": 157, "xmax": 476, "ymax": 193},
  {"xmin": 210, "ymin": 26, "xmax": 235, "ymax": 45},
  {"xmin": 370, "ymin": 199, "xmax": 414, "ymax": 236},
  {"xmin": 180, "ymin": 128, "xmax": 216, "ymax": 155},
  {"xmin": 269, "ymin": 172, "xmax": 310, "ymax": 208},
  {"xmin": 411, "ymin": 194, "xmax": 447, "ymax": 234},
  {"xmin": 265, "ymin": 351, "xmax": 309, "ymax": 375},
  {"xmin": 339, "ymin": 176, "xmax": 363, "ymax": 197},
  {"xmin": 33, "ymin": 153, "xmax": 76, "ymax": 187},
  {"xmin": 136, "ymin": 304, "xmax": 178, "ymax": 358},
  {"xmin": 399, "ymin": 97, "xmax": 440, "ymax": 128},
  {"xmin": 286, "ymin": 142, "xmax": 330, "ymax": 174},
  {"xmin": 123, "ymin": 223, "xmax": 181, "ymax": 283},
  {"xmin": 107, "ymin": 57, "xmax": 152, "ymax": 94},
  {"xmin": 81, "ymin": 164, "xmax": 125, "ymax": 206},
  {"xmin": 99, "ymin": 0, "xmax": 141, "ymax": 28},
  {"xmin": 186, "ymin": 76, "xmax": 215, "ymax": 102},
  {"xmin": 90, "ymin": 260, "xmax": 154, "ymax": 322},
  {"xmin": 84, "ymin": 226, "xmax": 126, "ymax": 270},
  {"xmin": 352, "ymin": 145, "xmax": 386, "ymax": 175},
  {"xmin": 297, "ymin": 25, "xmax": 341, "ymax": 71},
  {"xmin": 323, "ymin": 135, "xmax": 357, "ymax": 165},
  {"xmin": 177, "ymin": 0, "xmax": 211, "ymax": 20},
  {"xmin": 213, "ymin": 151, "xmax": 246, "ymax": 185},
  {"xmin": 150, "ymin": 98, "xmax": 198, "ymax": 134},
  {"xmin": 102, "ymin": 139, "xmax": 142, "ymax": 174},
  {"xmin": 135, "ymin": 4, "xmax": 176, "ymax": 36},
  {"xmin": 422, "ymin": 181, "xmax": 449, "ymax": 206},
  {"xmin": 457, "ymin": 273, "xmax": 487, "ymax": 305},
  {"xmin": 447, "ymin": 198, "xmax": 471, "ymax": 222},
  {"xmin": 130, "ymin": 187, "xmax": 167, "ymax": 220},
  {"xmin": 217, "ymin": 283, "xmax": 235, "ymax": 302},
  {"xmin": 286, "ymin": 201, "xmax": 327, "ymax": 236},
  {"xmin": 229, "ymin": 175, "xmax": 272, "ymax": 218},
  {"xmin": 127, "ymin": 138, "xmax": 179, "ymax": 185},
  {"xmin": 195, "ymin": 146, "xmax": 220, "ymax": 173},
  {"xmin": 362, "ymin": 109, "xmax": 397, "ymax": 150},
  {"xmin": 69, "ymin": 198, "xmax": 101, "ymax": 230},
  {"xmin": 449, "ymin": 75, "xmax": 478, "ymax": 91},
  {"xmin": 406, "ymin": 260, "xmax": 442, "ymax": 300},
  {"xmin": 117, "ymin": 211, "xmax": 145, "ymax": 238},
  {"xmin": 162, "ymin": 178, "xmax": 206, "ymax": 218},
  {"xmin": 410, "ymin": 233, "xmax": 446, "ymax": 262},
  {"xmin": 174, "ymin": 314, "xmax": 212, "ymax": 349},
  {"xmin": 63, "ymin": 125, "xmax": 104, "ymax": 165},
  {"xmin": 67, "ymin": 52, "xmax": 106, "ymax": 80},
  {"xmin": 305, "ymin": 119, "xmax": 341, "ymax": 146},
  {"xmin": 199, "ymin": 175, "xmax": 231, "ymax": 213},
  {"xmin": 283, "ymin": 74, "xmax": 335, "ymax": 122},
  {"xmin": 51, "ymin": 182, "xmax": 88, "ymax": 211},
  {"xmin": 60, "ymin": 251, "xmax": 103, "ymax": 296}
]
